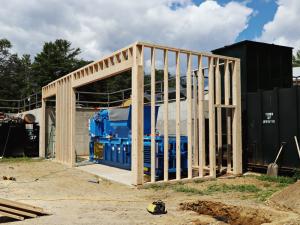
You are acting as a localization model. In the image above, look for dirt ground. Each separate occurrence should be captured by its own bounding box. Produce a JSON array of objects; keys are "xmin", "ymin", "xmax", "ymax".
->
[{"xmin": 0, "ymin": 159, "xmax": 300, "ymax": 225}]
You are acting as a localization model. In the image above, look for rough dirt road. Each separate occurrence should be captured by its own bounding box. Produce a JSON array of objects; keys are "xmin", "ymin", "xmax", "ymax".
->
[{"xmin": 0, "ymin": 159, "xmax": 299, "ymax": 225}]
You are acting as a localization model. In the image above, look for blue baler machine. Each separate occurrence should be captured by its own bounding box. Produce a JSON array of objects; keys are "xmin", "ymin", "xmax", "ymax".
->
[{"xmin": 89, "ymin": 105, "xmax": 188, "ymax": 178}]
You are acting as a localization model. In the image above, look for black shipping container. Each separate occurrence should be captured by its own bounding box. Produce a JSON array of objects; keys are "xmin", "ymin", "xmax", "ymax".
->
[
  {"xmin": 0, "ymin": 122, "xmax": 39, "ymax": 157},
  {"xmin": 212, "ymin": 40, "xmax": 295, "ymax": 171},
  {"xmin": 247, "ymin": 87, "xmax": 300, "ymax": 170},
  {"xmin": 212, "ymin": 40, "xmax": 293, "ymax": 110}
]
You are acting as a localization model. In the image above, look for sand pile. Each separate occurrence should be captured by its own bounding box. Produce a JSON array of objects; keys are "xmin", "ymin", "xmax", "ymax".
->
[{"xmin": 269, "ymin": 180, "xmax": 300, "ymax": 214}]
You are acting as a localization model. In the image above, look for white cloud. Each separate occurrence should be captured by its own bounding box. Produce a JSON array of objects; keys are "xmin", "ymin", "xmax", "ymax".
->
[
  {"xmin": 259, "ymin": 0, "xmax": 300, "ymax": 50},
  {"xmin": 0, "ymin": 0, "xmax": 253, "ymax": 60}
]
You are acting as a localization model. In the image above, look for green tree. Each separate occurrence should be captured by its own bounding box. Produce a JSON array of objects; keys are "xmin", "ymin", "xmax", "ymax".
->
[
  {"xmin": 293, "ymin": 50, "xmax": 300, "ymax": 67},
  {"xmin": 0, "ymin": 39, "xmax": 27, "ymax": 100},
  {"xmin": 18, "ymin": 54, "xmax": 33, "ymax": 97},
  {"xmin": 31, "ymin": 39, "xmax": 90, "ymax": 91}
]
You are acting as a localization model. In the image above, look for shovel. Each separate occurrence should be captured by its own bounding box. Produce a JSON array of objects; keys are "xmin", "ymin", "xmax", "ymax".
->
[
  {"xmin": 294, "ymin": 136, "xmax": 300, "ymax": 160},
  {"xmin": 267, "ymin": 142, "xmax": 285, "ymax": 177}
]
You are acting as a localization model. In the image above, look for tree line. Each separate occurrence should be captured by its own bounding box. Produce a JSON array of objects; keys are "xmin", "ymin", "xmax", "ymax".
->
[
  {"xmin": 0, "ymin": 38, "xmax": 171, "ymax": 105},
  {"xmin": 0, "ymin": 38, "xmax": 90, "ymax": 100},
  {"xmin": 2, "ymin": 37, "xmax": 300, "ymax": 102}
]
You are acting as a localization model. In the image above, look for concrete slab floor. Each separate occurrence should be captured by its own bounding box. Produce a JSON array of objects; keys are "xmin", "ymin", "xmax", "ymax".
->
[{"xmin": 77, "ymin": 163, "xmax": 133, "ymax": 186}]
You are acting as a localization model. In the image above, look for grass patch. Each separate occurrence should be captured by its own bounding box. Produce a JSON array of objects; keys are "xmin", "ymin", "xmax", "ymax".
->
[
  {"xmin": 255, "ymin": 189, "xmax": 279, "ymax": 202},
  {"xmin": 0, "ymin": 157, "xmax": 42, "ymax": 163},
  {"xmin": 172, "ymin": 185, "xmax": 204, "ymax": 195},
  {"xmin": 193, "ymin": 179, "xmax": 205, "ymax": 184},
  {"xmin": 256, "ymin": 175, "xmax": 296, "ymax": 184},
  {"xmin": 204, "ymin": 184, "xmax": 261, "ymax": 194},
  {"xmin": 143, "ymin": 183, "xmax": 171, "ymax": 190},
  {"xmin": 292, "ymin": 169, "xmax": 300, "ymax": 180}
]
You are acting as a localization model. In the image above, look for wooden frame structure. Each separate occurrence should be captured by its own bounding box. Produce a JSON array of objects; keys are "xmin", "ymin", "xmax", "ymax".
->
[{"xmin": 39, "ymin": 41, "xmax": 242, "ymax": 186}]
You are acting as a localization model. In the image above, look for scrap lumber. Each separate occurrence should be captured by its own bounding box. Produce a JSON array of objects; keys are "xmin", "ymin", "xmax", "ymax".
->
[{"xmin": 0, "ymin": 198, "xmax": 46, "ymax": 221}]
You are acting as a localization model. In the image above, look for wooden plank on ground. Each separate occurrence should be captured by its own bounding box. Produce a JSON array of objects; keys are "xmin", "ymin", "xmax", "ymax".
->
[
  {"xmin": 0, "ymin": 206, "xmax": 37, "ymax": 218},
  {"xmin": 0, "ymin": 198, "xmax": 44, "ymax": 213},
  {"xmin": 0, "ymin": 210, "xmax": 24, "ymax": 221}
]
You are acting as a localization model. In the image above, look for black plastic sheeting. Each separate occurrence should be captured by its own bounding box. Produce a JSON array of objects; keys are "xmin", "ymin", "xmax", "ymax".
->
[
  {"xmin": 246, "ymin": 86, "xmax": 300, "ymax": 170},
  {"xmin": 0, "ymin": 122, "xmax": 39, "ymax": 157}
]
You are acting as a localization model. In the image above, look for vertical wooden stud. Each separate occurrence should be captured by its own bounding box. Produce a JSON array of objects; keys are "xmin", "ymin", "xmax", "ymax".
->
[
  {"xmin": 224, "ymin": 60, "xmax": 232, "ymax": 171},
  {"xmin": 131, "ymin": 44, "xmax": 144, "ymax": 185},
  {"xmin": 208, "ymin": 57, "xmax": 216, "ymax": 178},
  {"xmin": 70, "ymin": 81, "xmax": 76, "ymax": 166},
  {"xmin": 150, "ymin": 48, "xmax": 156, "ymax": 182},
  {"xmin": 175, "ymin": 51, "xmax": 181, "ymax": 180},
  {"xmin": 39, "ymin": 97, "xmax": 46, "ymax": 158},
  {"xmin": 163, "ymin": 49, "xmax": 169, "ymax": 181},
  {"xmin": 193, "ymin": 70, "xmax": 199, "ymax": 167},
  {"xmin": 186, "ymin": 53, "xmax": 193, "ymax": 179},
  {"xmin": 55, "ymin": 83, "xmax": 60, "ymax": 162},
  {"xmin": 232, "ymin": 59, "xmax": 242, "ymax": 175},
  {"xmin": 198, "ymin": 56, "xmax": 205, "ymax": 177},
  {"xmin": 215, "ymin": 58, "xmax": 222, "ymax": 171},
  {"xmin": 62, "ymin": 80, "xmax": 66, "ymax": 163}
]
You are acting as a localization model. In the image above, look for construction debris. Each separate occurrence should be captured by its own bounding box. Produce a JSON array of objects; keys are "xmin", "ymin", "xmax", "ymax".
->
[
  {"xmin": 2, "ymin": 176, "xmax": 16, "ymax": 181},
  {"xmin": 0, "ymin": 198, "xmax": 48, "ymax": 221}
]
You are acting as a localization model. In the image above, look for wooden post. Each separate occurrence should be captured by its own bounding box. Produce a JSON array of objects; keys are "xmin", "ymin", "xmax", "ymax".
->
[
  {"xmin": 193, "ymin": 71, "xmax": 199, "ymax": 167},
  {"xmin": 163, "ymin": 49, "xmax": 169, "ymax": 181},
  {"xmin": 215, "ymin": 58, "xmax": 222, "ymax": 171},
  {"xmin": 70, "ymin": 80, "xmax": 76, "ymax": 166},
  {"xmin": 198, "ymin": 56, "xmax": 205, "ymax": 177},
  {"xmin": 131, "ymin": 44, "xmax": 144, "ymax": 185},
  {"xmin": 232, "ymin": 59, "xmax": 242, "ymax": 175},
  {"xmin": 62, "ymin": 80, "xmax": 66, "ymax": 163},
  {"xmin": 186, "ymin": 53, "xmax": 193, "ymax": 179},
  {"xmin": 150, "ymin": 48, "xmax": 156, "ymax": 182},
  {"xmin": 39, "ymin": 97, "xmax": 46, "ymax": 158},
  {"xmin": 224, "ymin": 60, "xmax": 232, "ymax": 171},
  {"xmin": 55, "ymin": 83, "xmax": 61, "ymax": 162},
  {"xmin": 175, "ymin": 52, "xmax": 181, "ymax": 180},
  {"xmin": 208, "ymin": 57, "xmax": 216, "ymax": 178}
]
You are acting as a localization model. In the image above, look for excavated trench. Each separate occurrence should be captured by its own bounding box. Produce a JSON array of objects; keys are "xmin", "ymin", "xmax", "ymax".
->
[{"xmin": 180, "ymin": 200, "xmax": 272, "ymax": 225}]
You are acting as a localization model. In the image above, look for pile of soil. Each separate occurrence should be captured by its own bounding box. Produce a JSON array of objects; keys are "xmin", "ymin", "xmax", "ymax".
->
[
  {"xmin": 180, "ymin": 200, "xmax": 271, "ymax": 225},
  {"xmin": 269, "ymin": 181, "xmax": 300, "ymax": 214}
]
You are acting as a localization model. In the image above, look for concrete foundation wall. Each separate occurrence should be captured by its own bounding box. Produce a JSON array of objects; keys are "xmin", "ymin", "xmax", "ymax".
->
[
  {"xmin": 156, "ymin": 99, "xmax": 208, "ymax": 135},
  {"xmin": 20, "ymin": 107, "xmax": 97, "ymax": 157},
  {"xmin": 75, "ymin": 108, "xmax": 97, "ymax": 156}
]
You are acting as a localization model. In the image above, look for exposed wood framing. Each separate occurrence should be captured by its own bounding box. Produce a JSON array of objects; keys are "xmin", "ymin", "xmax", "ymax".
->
[
  {"xmin": 193, "ymin": 71, "xmax": 199, "ymax": 167},
  {"xmin": 215, "ymin": 58, "xmax": 222, "ymax": 171},
  {"xmin": 186, "ymin": 53, "xmax": 193, "ymax": 179},
  {"xmin": 131, "ymin": 44, "xmax": 144, "ymax": 185},
  {"xmin": 224, "ymin": 60, "xmax": 232, "ymax": 171},
  {"xmin": 198, "ymin": 56, "xmax": 205, "ymax": 178},
  {"xmin": 150, "ymin": 47, "xmax": 156, "ymax": 182},
  {"xmin": 163, "ymin": 49, "xmax": 169, "ymax": 181},
  {"xmin": 175, "ymin": 51, "xmax": 181, "ymax": 180},
  {"xmin": 208, "ymin": 57, "xmax": 216, "ymax": 178},
  {"xmin": 39, "ymin": 98, "xmax": 46, "ymax": 158},
  {"xmin": 232, "ymin": 59, "xmax": 242, "ymax": 175},
  {"xmin": 40, "ymin": 41, "xmax": 242, "ymax": 185}
]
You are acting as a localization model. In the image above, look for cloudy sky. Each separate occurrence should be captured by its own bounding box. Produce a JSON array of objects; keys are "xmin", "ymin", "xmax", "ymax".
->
[{"xmin": 0, "ymin": 0, "xmax": 298, "ymax": 60}]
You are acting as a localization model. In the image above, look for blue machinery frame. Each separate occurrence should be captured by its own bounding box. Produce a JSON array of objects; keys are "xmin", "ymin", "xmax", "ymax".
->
[{"xmin": 89, "ymin": 106, "xmax": 188, "ymax": 178}]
